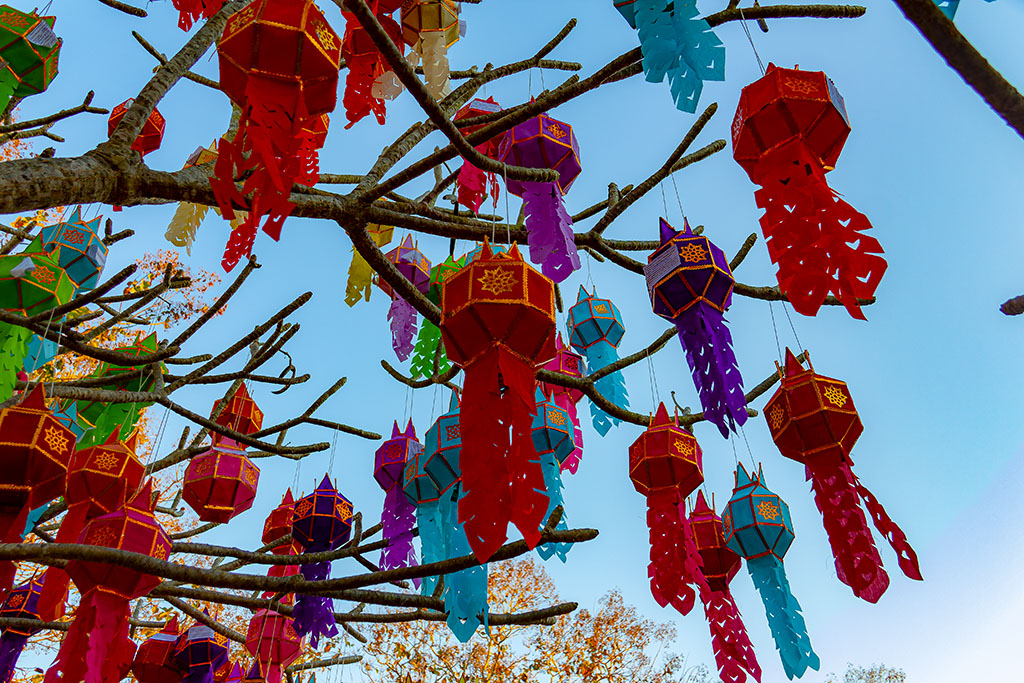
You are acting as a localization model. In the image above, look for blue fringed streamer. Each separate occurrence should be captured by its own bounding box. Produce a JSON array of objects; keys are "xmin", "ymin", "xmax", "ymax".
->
[
  {"xmin": 20, "ymin": 505, "xmax": 47, "ymax": 541},
  {"xmin": 441, "ymin": 489, "xmax": 488, "ymax": 642},
  {"xmin": 674, "ymin": 303, "xmax": 747, "ymax": 438},
  {"xmin": 584, "ymin": 343, "xmax": 629, "ymax": 436},
  {"xmin": 417, "ymin": 500, "xmax": 447, "ymax": 597},
  {"xmin": 747, "ymin": 556, "xmax": 820, "ymax": 680},
  {"xmin": 634, "ymin": 0, "xmax": 680, "ymax": 83},
  {"xmin": 535, "ymin": 450, "xmax": 570, "ymax": 562},
  {"xmin": 24, "ymin": 334, "xmax": 58, "ymax": 373}
]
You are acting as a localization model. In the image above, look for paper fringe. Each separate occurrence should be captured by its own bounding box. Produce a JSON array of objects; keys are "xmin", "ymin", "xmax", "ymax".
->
[
  {"xmin": 410, "ymin": 318, "xmax": 451, "ymax": 379},
  {"xmin": 172, "ymin": 0, "xmax": 224, "ymax": 31},
  {"xmin": 418, "ymin": 34, "xmax": 453, "ymax": 100},
  {"xmin": 645, "ymin": 490, "xmax": 697, "ymax": 615},
  {"xmin": 37, "ymin": 503, "xmax": 88, "ymax": 622},
  {"xmin": 371, "ymin": 70, "xmax": 404, "ymax": 101},
  {"xmin": 0, "ymin": 505, "xmax": 28, "ymax": 604},
  {"xmin": 703, "ymin": 590, "xmax": 762, "ymax": 683},
  {"xmin": 0, "ymin": 632, "xmax": 29, "ymax": 683},
  {"xmin": 521, "ymin": 181, "xmax": 580, "ymax": 283},
  {"xmin": 416, "ymin": 500, "xmax": 446, "ymax": 597},
  {"xmin": 345, "ymin": 225, "xmax": 394, "ymax": 307},
  {"xmin": 579, "ymin": 341, "xmax": 629, "ymax": 436},
  {"xmin": 24, "ymin": 334, "xmax": 57, "ymax": 374},
  {"xmin": 165, "ymin": 202, "xmax": 208, "ymax": 255},
  {"xmin": 388, "ymin": 296, "xmax": 418, "ymax": 362},
  {"xmin": 293, "ymin": 561, "xmax": 339, "ymax": 648},
  {"xmin": 379, "ymin": 484, "xmax": 420, "ymax": 585},
  {"xmin": 535, "ymin": 449, "xmax": 570, "ymax": 562},
  {"xmin": 674, "ymin": 303, "xmax": 747, "ymax": 438},
  {"xmin": 0, "ymin": 322, "xmax": 31, "ymax": 403},
  {"xmin": 441, "ymin": 489, "xmax": 488, "ymax": 642},
  {"xmin": 746, "ymin": 556, "xmax": 819, "ymax": 680},
  {"xmin": 851, "ymin": 468, "xmax": 923, "ymax": 582},
  {"xmin": 344, "ymin": 55, "xmax": 386, "ymax": 128},
  {"xmin": 44, "ymin": 589, "xmax": 134, "ymax": 683},
  {"xmin": 458, "ymin": 346, "xmax": 548, "ymax": 562}
]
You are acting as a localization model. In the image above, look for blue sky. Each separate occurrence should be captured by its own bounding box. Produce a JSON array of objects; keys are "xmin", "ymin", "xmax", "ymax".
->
[{"xmin": 17, "ymin": 0, "xmax": 1024, "ymax": 680}]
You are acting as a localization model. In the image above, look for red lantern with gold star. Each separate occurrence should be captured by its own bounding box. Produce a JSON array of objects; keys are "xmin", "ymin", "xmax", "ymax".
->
[
  {"xmin": 182, "ymin": 436, "xmax": 260, "ymax": 523},
  {"xmin": 211, "ymin": 383, "xmax": 264, "ymax": 437},
  {"xmin": 244, "ymin": 606, "xmax": 303, "ymax": 683},
  {"xmin": 439, "ymin": 241, "xmax": 555, "ymax": 562},
  {"xmin": 453, "ymin": 96, "xmax": 502, "ymax": 213},
  {"xmin": 108, "ymin": 99, "xmax": 165, "ymax": 157},
  {"xmin": 764, "ymin": 349, "xmax": 922, "ymax": 602}
]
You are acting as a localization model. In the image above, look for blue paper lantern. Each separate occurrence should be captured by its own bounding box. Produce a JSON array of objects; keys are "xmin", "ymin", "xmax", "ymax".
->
[
  {"xmin": 40, "ymin": 207, "xmax": 107, "ymax": 291},
  {"xmin": 531, "ymin": 388, "xmax": 574, "ymax": 562},
  {"xmin": 567, "ymin": 286, "xmax": 629, "ymax": 435}
]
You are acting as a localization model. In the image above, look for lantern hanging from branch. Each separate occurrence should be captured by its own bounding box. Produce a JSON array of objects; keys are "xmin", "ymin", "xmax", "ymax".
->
[
  {"xmin": 23, "ymin": 333, "xmax": 57, "ymax": 373},
  {"xmin": 174, "ymin": 615, "xmax": 231, "ymax": 683},
  {"xmin": 213, "ymin": 0, "xmax": 341, "ymax": 271},
  {"xmin": 531, "ymin": 388, "xmax": 575, "ymax": 562},
  {"xmin": 344, "ymin": 221, "xmax": 394, "ymax": 307},
  {"xmin": 764, "ymin": 349, "xmax": 922, "ymax": 602},
  {"xmin": 629, "ymin": 403, "xmax": 707, "ymax": 616},
  {"xmin": 614, "ymin": 0, "xmax": 724, "ymax": 113},
  {"xmin": 263, "ymin": 489, "xmax": 300, "ymax": 578},
  {"xmin": 498, "ymin": 113, "xmax": 582, "ymax": 282},
  {"xmin": 211, "ymin": 383, "xmax": 264, "ymax": 437},
  {"xmin": 290, "ymin": 474, "xmax": 353, "ymax": 647},
  {"xmin": 538, "ymin": 333, "xmax": 585, "ymax": 474},
  {"xmin": 453, "ymin": 97, "xmax": 502, "ymax": 213},
  {"xmin": 132, "ymin": 617, "xmax": 184, "ymax": 683},
  {"xmin": 245, "ymin": 606, "xmax": 303, "ymax": 683},
  {"xmin": 108, "ymin": 99, "xmax": 166, "ymax": 157},
  {"xmin": 645, "ymin": 218, "xmax": 747, "ymax": 437},
  {"xmin": 46, "ymin": 480, "xmax": 171, "ymax": 683},
  {"xmin": 376, "ymin": 235, "xmax": 431, "ymax": 361},
  {"xmin": 171, "ymin": 0, "xmax": 225, "ymax": 31},
  {"xmin": 0, "ymin": 385, "xmax": 74, "ymax": 600},
  {"xmin": 410, "ymin": 255, "xmax": 462, "ymax": 379},
  {"xmin": 690, "ymin": 491, "xmax": 761, "ymax": 683},
  {"xmin": 0, "ymin": 576, "xmax": 44, "ymax": 683},
  {"xmin": 400, "ymin": 0, "xmax": 460, "ymax": 99},
  {"xmin": 732, "ymin": 65, "xmax": 886, "ymax": 319},
  {"xmin": 183, "ymin": 436, "xmax": 260, "ymax": 523},
  {"xmin": 39, "ymin": 207, "xmax": 107, "ymax": 291},
  {"xmin": 375, "ymin": 420, "xmax": 421, "ymax": 579},
  {"xmin": 0, "ymin": 5, "xmax": 60, "ymax": 113},
  {"xmin": 722, "ymin": 464, "xmax": 819, "ymax": 680},
  {"xmin": 341, "ymin": 7, "xmax": 403, "ymax": 128},
  {"xmin": 440, "ymin": 241, "xmax": 555, "ymax": 562},
  {"xmin": 567, "ymin": 286, "xmax": 629, "ymax": 436}
]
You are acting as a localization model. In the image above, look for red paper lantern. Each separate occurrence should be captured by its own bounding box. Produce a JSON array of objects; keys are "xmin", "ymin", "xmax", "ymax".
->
[
  {"xmin": 732, "ymin": 64, "xmax": 885, "ymax": 319},
  {"xmin": 108, "ymin": 99, "xmax": 165, "ymax": 157},
  {"xmin": 263, "ymin": 489, "xmax": 297, "ymax": 552},
  {"xmin": 453, "ymin": 96, "xmax": 503, "ymax": 213},
  {"xmin": 341, "ymin": 8, "xmax": 404, "ymax": 128},
  {"xmin": 628, "ymin": 402, "xmax": 706, "ymax": 616},
  {"xmin": 439, "ymin": 241, "xmax": 555, "ymax": 562},
  {"xmin": 45, "ymin": 480, "xmax": 170, "ymax": 683},
  {"xmin": 182, "ymin": 436, "xmax": 260, "ymax": 523},
  {"xmin": 211, "ymin": 383, "xmax": 264, "ymax": 436},
  {"xmin": 132, "ymin": 616, "xmax": 185, "ymax": 683},
  {"xmin": 245, "ymin": 607, "xmax": 304, "ymax": 683},
  {"xmin": 212, "ymin": 0, "xmax": 341, "ymax": 271},
  {"xmin": 764, "ymin": 349, "xmax": 922, "ymax": 602}
]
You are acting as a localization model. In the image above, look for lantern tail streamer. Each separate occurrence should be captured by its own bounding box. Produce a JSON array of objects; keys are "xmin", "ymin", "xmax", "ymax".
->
[
  {"xmin": 371, "ymin": 69, "xmax": 404, "ymax": 101},
  {"xmin": 633, "ymin": 0, "xmax": 679, "ymax": 83},
  {"xmin": 292, "ymin": 562, "xmax": 338, "ymax": 649},
  {"xmin": 668, "ymin": 0, "xmax": 725, "ymax": 113},
  {"xmin": 535, "ymin": 449, "xmax": 570, "ymax": 562},
  {"xmin": 379, "ymin": 484, "xmax": 420, "ymax": 584},
  {"xmin": 645, "ymin": 490, "xmax": 697, "ymax": 615},
  {"xmin": 37, "ymin": 503, "xmax": 88, "ymax": 621},
  {"xmin": 410, "ymin": 319, "xmax": 450, "ymax": 379},
  {"xmin": 674, "ymin": 303, "xmax": 747, "ymax": 438},
  {"xmin": 388, "ymin": 296, "xmax": 418, "ymax": 361},
  {"xmin": 521, "ymin": 181, "xmax": 580, "ymax": 283},
  {"xmin": 442, "ymin": 489, "xmax": 488, "ymax": 642},
  {"xmin": 703, "ymin": 590, "xmax": 762, "ymax": 683},
  {"xmin": 419, "ymin": 33, "xmax": 452, "ymax": 99},
  {"xmin": 746, "ymin": 555, "xmax": 819, "ymax": 680},
  {"xmin": 343, "ymin": 54, "xmax": 385, "ymax": 128},
  {"xmin": 582, "ymin": 342, "xmax": 628, "ymax": 436},
  {"xmin": 0, "ymin": 631, "xmax": 29, "ymax": 683},
  {"xmin": 19, "ymin": 504, "xmax": 48, "ymax": 541},
  {"xmin": 165, "ymin": 202, "xmax": 209, "ymax": 255},
  {"xmin": 459, "ymin": 346, "xmax": 548, "ymax": 562},
  {"xmin": 24, "ymin": 335, "xmax": 58, "ymax": 374},
  {"xmin": 417, "ymin": 500, "xmax": 446, "ymax": 597},
  {"xmin": 0, "ymin": 504, "xmax": 28, "ymax": 602},
  {"xmin": 0, "ymin": 323, "xmax": 32, "ymax": 403},
  {"xmin": 456, "ymin": 159, "xmax": 489, "ymax": 214},
  {"xmin": 45, "ymin": 589, "xmax": 133, "ymax": 683},
  {"xmin": 851, "ymin": 468, "xmax": 923, "ymax": 582},
  {"xmin": 345, "ymin": 248, "xmax": 377, "ymax": 307}
]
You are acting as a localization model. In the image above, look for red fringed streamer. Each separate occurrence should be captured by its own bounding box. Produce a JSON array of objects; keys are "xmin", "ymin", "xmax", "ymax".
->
[
  {"xmin": 459, "ymin": 346, "xmax": 548, "ymax": 562},
  {"xmin": 703, "ymin": 590, "xmax": 762, "ymax": 683},
  {"xmin": 341, "ymin": 11, "xmax": 402, "ymax": 128},
  {"xmin": 172, "ymin": 0, "xmax": 225, "ymax": 31},
  {"xmin": 45, "ymin": 590, "xmax": 134, "ymax": 683},
  {"xmin": 0, "ymin": 505, "xmax": 28, "ymax": 601},
  {"xmin": 852, "ymin": 468, "xmax": 923, "ymax": 581},
  {"xmin": 35, "ymin": 503, "xmax": 88, "ymax": 622},
  {"xmin": 645, "ymin": 490, "xmax": 698, "ymax": 615},
  {"xmin": 455, "ymin": 158, "xmax": 499, "ymax": 214}
]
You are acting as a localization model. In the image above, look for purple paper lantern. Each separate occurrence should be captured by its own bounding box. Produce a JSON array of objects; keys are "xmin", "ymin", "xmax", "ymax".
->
[
  {"xmin": 0, "ymin": 577, "xmax": 43, "ymax": 682},
  {"xmin": 377, "ymin": 235, "xmax": 432, "ymax": 361},
  {"xmin": 172, "ymin": 617, "xmax": 230, "ymax": 683},
  {"xmin": 375, "ymin": 420, "xmax": 421, "ymax": 579}
]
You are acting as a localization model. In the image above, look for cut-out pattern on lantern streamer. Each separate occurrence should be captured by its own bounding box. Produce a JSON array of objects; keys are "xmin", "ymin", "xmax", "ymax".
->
[
  {"xmin": 567, "ymin": 286, "xmax": 629, "ymax": 435},
  {"xmin": 401, "ymin": 1, "xmax": 460, "ymax": 99},
  {"xmin": 723, "ymin": 464, "xmax": 818, "ymax": 680},
  {"xmin": 498, "ymin": 113, "xmax": 582, "ymax": 282},
  {"xmin": 531, "ymin": 388, "xmax": 575, "ymax": 562},
  {"xmin": 345, "ymin": 221, "xmax": 394, "ymax": 307},
  {"xmin": 645, "ymin": 218, "xmax": 746, "ymax": 438},
  {"xmin": 165, "ymin": 144, "xmax": 249, "ymax": 254},
  {"xmin": 377, "ymin": 235, "xmax": 432, "ymax": 362},
  {"xmin": 440, "ymin": 241, "xmax": 555, "ymax": 563},
  {"xmin": 453, "ymin": 97, "xmax": 503, "ymax": 213},
  {"xmin": 0, "ymin": 6, "xmax": 61, "ymax": 114},
  {"xmin": 410, "ymin": 255, "xmax": 463, "ymax": 378},
  {"xmin": 375, "ymin": 420, "xmax": 421, "ymax": 581},
  {"xmin": 538, "ymin": 333, "xmax": 585, "ymax": 474},
  {"xmin": 342, "ymin": 5, "xmax": 404, "ymax": 128},
  {"xmin": 732, "ymin": 64, "xmax": 885, "ymax": 320},
  {"xmin": 212, "ymin": 0, "xmax": 341, "ymax": 271},
  {"xmin": 764, "ymin": 349, "xmax": 922, "ymax": 603},
  {"xmin": 171, "ymin": 0, "xmax": 225, "ymax": 31}
]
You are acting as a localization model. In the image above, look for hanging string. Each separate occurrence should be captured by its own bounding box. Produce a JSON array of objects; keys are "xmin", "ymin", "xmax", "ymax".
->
[
  {"xmin": 670, "ymin": 175, "xmax": 685, "ymax": 220},
  {"xmin": 429, "ymin": 383, "xmax": 440, "ymax": 424},
  {"xmin": 403, "ymin": 385, "xmax": 413, "ymax": 425},
  {"xmin": 781, "ymin": 300, "xmax": 804, "ymax": 352},
  {"xmin": 767, "ymin": 301, "xmax": 783, "ymax": 366},
  {"xmin": 328, "ymin": 428, "xmax": 339, "ymax": 477},
  {"xmin": 538, "ymin": 67, "xmax": 546, "ymax": 91},
  {"xmin": 739, "ymin": 425, "xmax": 757, "ymax": 470},
  {"xmin": 738, "ymin": 7, "xmax": 766, "ymax": 75},
  {"xmin": 292, "ymin": 456, "xmax": 303, "ymax": 491},
  {"xmin": 585, "ymin": 248, "xmax": 594, "ymax": 291},
  {"xmin": 646, "ymin": 354, "xmax": 658, "ymax": 410},
  {"xmin": 659, "ymin": 181, "xmax": 670, "ymax": 217}
]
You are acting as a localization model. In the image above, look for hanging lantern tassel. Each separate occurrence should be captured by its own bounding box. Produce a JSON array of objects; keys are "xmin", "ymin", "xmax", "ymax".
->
[
  {"xmin": 567, "ymin": 287, "xmax": 630, "ymax": 436},
  {"xmin": 388, "ymin": 296, "xmax": 418, "ymax": 362},
  {"xmin": 345, "ymin": 222, "xmax": 395, "ymax": 307},
  {"xmin": 371, "ymin": 69, "xmax": 404, "ymax": 101},
  {"xmin": 531, "ymin": 389, "xmax": 575, "ymax": 562},
  {"xmin": 410, "ymin": 319, "xmax": 450, "ymax": 379},
  {"xmin": 377, "ymin": 236, "xmax": 432, "ymax": 361},
  {"xmin": 166, "ymin": 202, "xmax": 208, "ymax": 256},
  {"xmin": 374, "ymin": 421, "xmax": 421, "ymax": 582},
  {"xmin": 418, "ymin": 33, "xmax": 452, "ymax": 99},
  {"xmin": 521, "ymin": 182, "xmax": 579, "ymax": 283},
  {"xmin": 341, "ymin": 11, "xmax": 402, "ymax": 128},
  {"xmin": 724, "ymin": 465, "xmax": 818, "ymax": 680},
  {"xmin": 172, "ymin": 0, "xmax": 225, "ymax": 31},
  {"xmin": 0, "ymin": 323, "xmax": 32, "ymax": 402},
  {"xmin": 441, "ymin": 487, "xmax": 489, "ymax": 642}
]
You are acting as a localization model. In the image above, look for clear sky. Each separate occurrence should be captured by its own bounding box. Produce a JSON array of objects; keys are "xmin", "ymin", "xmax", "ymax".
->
[{"xmin": 19, "ymin": 0, "xmax": 1024, "ymax": 681}]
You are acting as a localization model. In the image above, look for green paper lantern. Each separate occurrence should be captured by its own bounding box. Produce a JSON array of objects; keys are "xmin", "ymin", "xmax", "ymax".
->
[
  {"xmin": 0, "ymin": 5, "xmax": 61, "ymax": 110},
  {"xmin": 0, "ymin": 237, "xmax": 75, "ymax": 316}
]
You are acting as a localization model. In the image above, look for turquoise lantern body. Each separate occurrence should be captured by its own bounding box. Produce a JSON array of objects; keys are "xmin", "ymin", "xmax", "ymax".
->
[
  {"xmin": 531, "ymin": 388, "xmax": 574, "ymax": 562},
  {"xmin": 566, "ymin": 286, "xmax": 629, "ymax": 435},
  {"xmin": 40, "ymin": 207, "xmax": 107, "ymax": 291}
]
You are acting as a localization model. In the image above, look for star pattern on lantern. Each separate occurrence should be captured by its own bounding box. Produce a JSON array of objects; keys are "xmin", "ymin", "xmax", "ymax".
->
[
  {"xmin": 244, "ymin": 466, "xmax": 258, "ymax": 486},
  {"xmin": 445, "ymin": 424, "xmax": 460, "ymax": 440},
  {"xmin": 593, "ymin": 304, "xmax": 608, "ymax": 314},
  {"xmin": 678, "ymin": 243, "xmax": 708, "ymax": 263},
  {"xmin": 823, "ymin": 385, "xmax": 847, "ymax": 407},
  {"xmin": 673, "ymin": 438, "xmax": 694, "ymax": 457},
  {"xmin": 44, "ymin": 426, "xmax": 69, "ymax": 453},
  {"xmin": 478, "ymin": 268, "xmax": 517, "ymax": 295},
  {"xmin": 7, "ymin": 594, "xmax": 24, "ymax": 608},
  {"xmin": 783, "ymin": 77, "xmax": 818, "ymax": 95},
  {"xmin": 62, "ymin": 228, "xmax": 86, "ymax": 245},
  {"xmin": 314, "ymin": 21, "xmax": 338, "ymax": 51},
  {"xmin": 194, "ymin": 459, "xmax": 214, "ymax": 477},
  {"xmin": 153, "ymin": 544, "xmax": 168, "ymax": 560},
  {"xmin": 757, "ymin": 500, "xmax": 780, "ymax": 521},
  {"xmin": 88, "ymin": 526, "xmax": 117, "ymax": 547},
  {"xmin": 335, "ymin": 499, "xmax": 353, "ymax": 521},
  {"xmin": 722, "ymin": 514, "xmax": 732, "ymax": 537},
  {"xmin": 549, "ymin": 410, "xmax": 566, "ymax": 426},
  {"xmin": 94, "ymin": 452, "xmax": 119, "ymax": 471},
  {"xmin": 0, "ymin": 10, "xmax": 28, "ymax": 28},
  {"xmin": 32, "ymin": 266, "xmax": 55, "ymax": 284},
  {"xmin": 294, "ymin": 499, "xmax": 313, "ymax": 517},
  {"xmin": 547, "ymin": 123, "xmax": 567, "ymax": 139},
  {"xmin": 768, "ymin": 405, "xmax": 785, "ymax": 430}
]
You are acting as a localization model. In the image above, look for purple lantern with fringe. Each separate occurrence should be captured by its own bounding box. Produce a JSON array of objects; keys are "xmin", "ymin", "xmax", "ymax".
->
[
  {"xmin": 377, "ymin": 235, "xmax": 432, "ymax": 361},
  {"xmin": 497, "ymin": 112, "xmax": 581, "ymax": 282},
  {"xmin": 375, "ymin": 420, "xmax": 421, "ymax": 582},
  {"xmin": 0, "ymin": 576, "xmax": 43, "ymax": 683},
  {"xmin": 172, "ymin": 615, "xmax": 230, "ymax": 683},
  {"xmin": 290, "ymin": 475, "xmax": 353, "ymax": 647},
  {"xmin": 644, "ymin": 218, "xmax": 747, "ymax": 437}
]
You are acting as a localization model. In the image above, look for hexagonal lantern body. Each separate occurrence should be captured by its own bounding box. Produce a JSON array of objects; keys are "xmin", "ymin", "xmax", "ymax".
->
[
  {"xmin": 183, "ymin": 437, "xmax": 260, "ymax": 524},
  {"xmin": 173, "ymin": 619, "xmax": 230, "ymax": 683},
  {"xmin": 538, "ymin": 333, "xmax": 584, "ymax": 405},
  {"xmin": 211, "ymin": 383, "xmax": 264, "ymax": 437},
  {"xmin": 342, "ymin": 9, "xmax": 402, "ymax": 60},
  {"xmin": 567, "ymin": 286, "xmax": 625, "ymax": 354},
  {"xmin": 39, "ymin": 207, "xmax": 108, "ymax": 291},
  {"xmin": 732, "ymin": 63, "xmax": 850, "ymax": 179},
  {"xmin": 400, "ymin": 0, "xmax": 460, "ymax": 48},
  {"xmin": 645, "ymin": 219, "xmax": 734, "ymax": 322},
  {"xmin": 453, "ymin": 96, "xmax": 503, "ymax": 155},
  {"xmin": 498, "ymin": 113, "xmax": 581, "ymax": 197},
  {"xmin": 763, "ymin": 348, "xmax": 862, "ymax": 469},
  {"xmin": 628, "ymin": 403, "xmax": 703, "ymax": 498},
  {"xmin": 376, "ymin": 234, "xmax": 432, "ymax": 299},
  {"xmin": 375, "ymin": 420, "xmax": 421, "ymax": 492},
  {"xmin": 689, "ymin": 491, "xmax": 740, "ymax": 592},
  {"xmin": 66, "ymin": 428, "xmax": 144, "ymax": 520},
  {"xmin": 132, "ymin": 617, "xmax": 185, "ymax": 683},
  {"xmin": 440, "ymin": 242, "xmax": 556, "ymax": 369},
  {"xmin": 0, "ymin": 576, "xmax": 43, "ymax": 636},
  {"xmin": 291, "ymin": 475, "xmax": 353, "ymax": 552},
  {"xmin": 722, "ymin": 464, "xmax": 794, "ymax": 562},
  {"xmin": 263, "ymin": 489, "xmax": 297, "ymax": 554},
  {"xmin": 245, "ymin": 609, "xmax": 303, "ymax": 683},
  {"xmin": 108, "ymin": 99, "xmax": 165, "ymax": 157},
  {"xmin": 218, "ymin": 0, "xmax": 342, "ymax": 116},
  {"xmin": 427, "ymin": 255, "xmax": 465, "ymax": 305},
  {"xmin": 0, "ymin": 237, "xmax": 75, "ymax": 316},
  {"xmin": 0, "ymin": 6, "xmax": 61, "ymax": 97},
  {"xmin": 531, "ymin": 389, "xmax": 574, "ymax": 466},
  {"xmin": 412, "ymin": 390, "xmax": 461, "ymax": 503}
]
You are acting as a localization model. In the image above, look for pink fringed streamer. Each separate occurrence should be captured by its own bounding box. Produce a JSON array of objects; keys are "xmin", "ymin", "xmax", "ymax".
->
[
  {"xmin": 520, "ymin": 181, "xmax": 580, "ymax": 283},
  {"xmin": 458, "ymin": 347, "xmax": 548, "ymax": 562},
  {"xmin": 456, "ymin": 155, "xmax": 499, "ymax": 214},
  {"xmin": 0, "ymin": 505, "xmax": 28, "ymax": 603},
  {"xmin": 852, "ymin": 469, "xmax": 923, "ymax": 582},
  {"xmin": 379, "ymin": 485, "xmax": 420, "ymax": 587},
  {"xmin": 704, "ymin": 590, "xmax": 762, "ymax": 683},
  {"xmin": 388, "ymin": 296, "xmax": 418, "ymax": 361},
  {"xmin": 646, "ymin": 490, "xmax": 698, "ymax": 615},
  {"xmin": 45, "ymin": 590, "xmax": 134, "ymax": 683},
  {"xmin": 552, "ymin": 394, "xmax": 583, "ymax": 475}
]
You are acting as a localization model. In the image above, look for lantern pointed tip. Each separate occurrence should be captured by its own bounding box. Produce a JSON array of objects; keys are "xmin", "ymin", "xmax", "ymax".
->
[
  {"xmin": 735, "ymin": 462, "xmax": 752, "ymax": 488},
  {"xmin": 576, "ymin": 285, "xmax": 589, "ymax": 302},
  {"xmin": 651, "ymin": 402, "xmax": 671, "ymax": 426},
  {"xmin": 693, "ymin": 490, "xmax": 711, "ymax": 513},
  {"xmin": 317, "ymin": 473, "xmax": 336, "ymax": 492},
  {"xmin": 391, "ymin": 420, "xmax": 401, "ymax": 438},
  {"xmin": 658, "ymin": 218, "xmax": 676, "ymax": 243},
  {"xmin": 128, "ymin": 478, "xmax": 156, "ymax": 513},
  {"xmin": 783, "ymin": 348, "xmax": 804, "ymax": 377},
  {"xmin": 507, "ymin": 242, "xmax": 523, "ymax": 261},
  {"xmin": 282, "ymin": 489, "xmax": 294, "ymax": 505},
  {"xmin": 21, "ymin": 382, "xmax": 46, "ymax": 409},
  {"xmin": 404, "ymin": 418, "xmax": 416, "ymax": 438},
  {"xmin": 448, "ymin": 388, "xmax": 460, "ymax": 411},
  {"xmin": 163, "ymin": 615, "xmax": 180, "ymax": 634}
]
